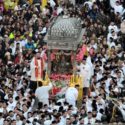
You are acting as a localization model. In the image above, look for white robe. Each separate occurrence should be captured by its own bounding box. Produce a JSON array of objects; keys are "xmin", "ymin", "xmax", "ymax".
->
[
  {"xmin": 77, "ymin": 63, "xmax": 92, "ymax": 88},
  {"xmin": 30, "ymin": 57, "xmax": 44, "ymax": 81},
  {"xmin": 108, "ymin": 25, "xmax": 119, "ymax": 33},
  {"xmin": 86, "ymin": 56, "xmax": 94, "ymax": 77},
  {"xmin": 110, "ymin": 0, "xmax": 117, "ymax": 8},
  {"xmin": 84, "ymin": 117, "xmax": 95, "ymax": 125},
  {"xmin": 35, "ymin": 82, "xmax": 52, "ymax": 106},
  {"xmin": 65, "ymin": 87, "xmax": 78, "ymax": 107},
  {"xmin": 48, "ymin": 0, "xmax": 56, "ymax": 8},
  {"xmin": 0, "ymin": 118, "xmax": 4, "ymax": 125},
  {"xmin": 114, "ymin": 4, "xmax": 124, "ymax": 15}
]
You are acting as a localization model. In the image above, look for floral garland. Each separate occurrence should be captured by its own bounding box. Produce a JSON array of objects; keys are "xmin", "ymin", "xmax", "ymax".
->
[{"xmin": 50, "ymin": 74, "xmax": 71, "ymax": 80}]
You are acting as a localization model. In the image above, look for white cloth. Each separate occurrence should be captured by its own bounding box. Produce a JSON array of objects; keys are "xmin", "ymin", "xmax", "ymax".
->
[
  {"xmin": 7, "ymin": 102, "xmax": 16, "ymax": 111},
  {"xmin": 84, "ymin": 117, "xmax": 95, "ymax": 125},
  {"xmin": 39, "ymin": 27, "xmax": 47, "ymax": 34},
  {"xmin": 0, "ymin": 16, "xmax": 2, "ymax": 21},
  {"xmin": 57, "ymin": 7, "xmax": 63, "ymax": 15},
  {"xmin": 105, "ymin": 78, "xmax": 111, "ymax": 95},
  {"xmin": 110, "ymin": 0, "xmax": 117, "ymax": 8},
  {"xmin": 107, "ymin": 41, "xmax": 116, "ymax": 48},
  {"xmin": 96, "ymin": 112, "xmax": 102, "ymax": 121},
  {"xmin": 0, "ymin": 108, "xmax": 3, "ymax": 113},
  {"xmin": 30, "ymin": 57, "xmax": 44, "ymax": 81},
  {"xmin": 23, "ymin": 107, "xmax": 32, "ymax": 119},
  {"xmin": 44, "ymin": 120, "xmax": 52, "ymax": 125},
  {"xmin": 59, "ymin": 116, "xmax": 66, "ymax": 125},
  {"xmin": 86, "ymin": 56, "xmax": 94, "ymax": 77},
  {"xmin": 89, "ymin": 43, "xmax": 97, "ymax": 50},
  {"xmin": 91, "ymin": 91, "xmax": 99, "ymax": 97},
  {"xmin": 41, "ymin": 50, "xmax": 46, "ymax": 58},
  {"xmin": 108, "ymin": 24, "xmax": 119, "ymax": 33},
  {"xmin": 97, "ymin": 72, "xmax": 103, "ymax": 81},
  {"xmin": 35, "ymin": 83, "xmax": 52, "ymax": 105},
  {"xmin": 114, "ymin": 4, "xmax": 124, "ymax": 15},
  {"xmin": 77, "ymin": 63, "xmax": 91, "ymax": 87},
  {"xmin": 48, "ymin": 0, "xmax": 56, "ymax": 7},
  {"xmin": 20, "ymin": 39, "xmax": 27, "ymax": 47},
  {"xmin": 43, "ymin": 8, "xmax": 49, "ymax": 15},
  {"xmin": 97, "ymin": 99, "xmax": 105, "ymax": 112},
  {"xmin": 0, "ymin": 118, "xmax": 4, "ymax": 125},
  {"xmin": 86, "ymin": 99, "xmax": 92, "ymax": 112},
  {"xmin": 28, "ymin": 117, "xmax": 34, "ymax": 123},
  {"xmin": 16, "ymin": 120, "xmax": 23, "ymax": 125},
  {"xmin": 65, "ymin": 87, "xmax": 78, "ymax": 107},
  {"xmin": 107, "ymin": 32, "xmax": 117, "ymax": 43}
]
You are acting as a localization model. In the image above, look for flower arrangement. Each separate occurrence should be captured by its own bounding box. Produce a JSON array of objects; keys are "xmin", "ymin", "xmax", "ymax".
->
[
  {"xmin": 50, "ymin": 74, "xmax": 83, "ymax": 96},
  {"xmin": 50, "ymin": 74, "xmax": 71, "ymax": 80},
  {"xmin": 51, "ymin": 80, "xmax": 68, "ymax": 96}
]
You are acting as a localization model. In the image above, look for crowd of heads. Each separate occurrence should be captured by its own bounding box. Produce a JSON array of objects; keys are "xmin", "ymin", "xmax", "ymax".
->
[{"xmin": 0, "ymin": 0, "xmax": 125, "ymax": 125}]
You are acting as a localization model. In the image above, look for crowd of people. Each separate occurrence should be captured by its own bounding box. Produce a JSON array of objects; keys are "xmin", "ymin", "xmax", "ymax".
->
[{"xmin": 0, "ymin": 0, "xmax": 125, "ymax": 125}]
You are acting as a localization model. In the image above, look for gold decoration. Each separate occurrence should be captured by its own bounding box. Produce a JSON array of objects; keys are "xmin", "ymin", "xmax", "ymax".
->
[
  {"xmin": 70, "ymin": 82, "xmax": 75, "ymax": 87},
  {"xmin": 69, "ymin": 74, "xmax": 83, "ymax": 101},
  {"xmin": 41, "ymin": 72, "xmax": 50, "ymax": 86},
  {"xmin": 69, "ymin": 74, "xmax": 83, "ymax": 88}
]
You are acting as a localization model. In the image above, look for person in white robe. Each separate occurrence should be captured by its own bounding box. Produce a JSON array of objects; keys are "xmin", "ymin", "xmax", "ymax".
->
[
  {"xmin": 65, "ymin": 85, "xmax": 79, "ymax": 107},
  {"xmin": 77, "ymin": 57, "xmax": 92, "ymax": 96},
  {"xmin": 108, "ymin": 22, "xmax": 119, "ymax": 33},
  {"xmin": 116, "ymin": 2, "xmax": 124, "ymax": 16},
  {"xmin": 84, "ymin": 111, "xmax": 96, "ymax": 125},
  {"xmin": 111, "ymin": 1, "xmax": 124, "ymax": 16},
  {"xmin": 86, "ymin": 55, "xmax": 94, "ymax": 77},
  {"xmin": 69, "ymin": 0, "xmax": 75, "ymax": 6},
  {"xmin": 35, "ymin": 82, "xmax": 52, "ymax": 106},
  {"xmin": 48, "ymin": 0, "xmax": 56, "ymax": 8},
  {"xmin": 110, "ymin": 0, "xmax": 117, "ymax": 8}
]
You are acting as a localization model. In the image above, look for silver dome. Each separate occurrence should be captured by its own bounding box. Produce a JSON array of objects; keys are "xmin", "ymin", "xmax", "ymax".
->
[{"xmin": 45, "ymin": 16, "xmax": 84, "ymax": 50}]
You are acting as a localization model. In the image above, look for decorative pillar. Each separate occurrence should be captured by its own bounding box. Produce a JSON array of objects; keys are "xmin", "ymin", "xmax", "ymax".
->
[
  {"xmin": 72, "ymin": 47, "xmax": 76, "ymax": 74},
  {"xmin": 47, "ymin": 50, "xmax": 51, "ymax": 76}
]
